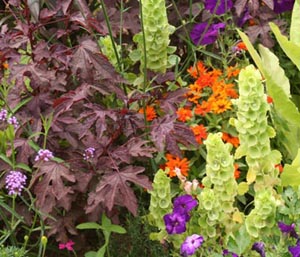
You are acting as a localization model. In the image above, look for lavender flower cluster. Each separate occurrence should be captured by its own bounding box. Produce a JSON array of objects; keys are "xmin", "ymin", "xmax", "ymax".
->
[
  {"xmin": 5, "ymin": 171, "xmax": 27, "ymax": 196},
  {"xmin": 35, "ymin": 149, "xmax": 54, "ymax": 162},
  {"xmin": 0, "ymin": 108, "xmax": 19, "ymax": 129}
]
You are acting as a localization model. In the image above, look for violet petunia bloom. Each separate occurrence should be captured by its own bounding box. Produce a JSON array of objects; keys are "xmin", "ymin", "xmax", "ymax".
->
[
  {"xmin": 252, "ymin": 242, "xmax": 266, "ymax": 257},
  {"xmin": 163, "ymin": 212, "xmax": 188, "ymax": 234},
  {"xmin": 289, "ymin": 240, "xmax": 300, "ymax": 257},
  {"xmin": 278, "ymin": 221, "xmax": 298, "ymax": 238},
  {"xmin": 190, "ymin": 22, "xmax": 226, "ymax": 46},
  {"xmin": 273, "ymin": 0, "xmax": 295, "ymax": 14},
  {"xmin": 5, "ymin": 171, "xmax": 27, "ymax": 196},
  {"xmin": 180, "ymin": 234, "xmax": 204, "ymax": 257},
  {"xmin": 173, "ymin": 194, "xmax": 198, "ymax": 214},
  {"xmin": 204, "ymin": 0, "xmax": 233, "ymax": 15}
]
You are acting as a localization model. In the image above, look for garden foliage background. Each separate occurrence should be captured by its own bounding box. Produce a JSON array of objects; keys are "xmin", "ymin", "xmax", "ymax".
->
[{"xmin": 0, "ymin": 0, "xmax": 300, "ymax": 256}]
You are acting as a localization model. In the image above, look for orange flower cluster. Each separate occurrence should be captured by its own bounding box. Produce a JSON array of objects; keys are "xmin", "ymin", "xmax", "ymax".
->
[
  {"xmin": 234, "ymin": 163, "xmax": 241, "ymax": 179},
  {"xmin": 165, "ymin": 153, "xmax": 190, "ymax": 178},
  {"xmin": 186, "ymin": 61, "xmax": 239, "ymax": 115},
  {"xmin": 191, "ymin": 124, "xmax": 208, "ymax": 144},
  {"xmin": 176, "ymin": 107, "xmax": 193, "ymax": 122},
  {"xmin": 139, "ymin": 105, "xmax": 157, "ymax": 121},
  {"xmin": 222, "ymin": 132, "xmax": 240, "ymax": 148}
]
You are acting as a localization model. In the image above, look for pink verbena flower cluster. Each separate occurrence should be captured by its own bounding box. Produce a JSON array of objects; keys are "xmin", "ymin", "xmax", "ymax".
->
[
  {"xmin": 35, "ymin": 149, "xmax": 54, "ymax": 162},
  {"xmin": 5, "ymin": 171, "xmax": 27, "ymax": 196}
]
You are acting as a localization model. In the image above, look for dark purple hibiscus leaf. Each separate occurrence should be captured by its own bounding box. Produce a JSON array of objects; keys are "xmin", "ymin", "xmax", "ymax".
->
[
  {"xmin": 150, "ymin": 114, "xmax": 197, "ymax": 155},
  {"xmin": 245, "ymin": 22, "xmax": 275, "ymax": 48},
  {"xmin": 160, "ymin": 88, "xmax": 188, "ymax": 114},
  {"xmin": 234, "ymin": 0, "xmax": 248, "ymax": 17},
  {"xmin": 86, "ymin": 165, "xmax": 152, "ymax": 216},
  {"xmin": 77, "ymin": 103, "xmax": 118, "ymax": 139},
  {"xmin": 14, "ymin": 138, "xmax": 36, "ymax": 165},
  {"xmin": 262, "ymin": 0, "xmax": 274, "ymax": 10},
  {"xmin": 31, "ymin": 161, "xmax": 76, "ymax": 214}
]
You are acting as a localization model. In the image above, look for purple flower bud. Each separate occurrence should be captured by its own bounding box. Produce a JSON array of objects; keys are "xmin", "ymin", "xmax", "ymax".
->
[
  {"xmin": 5, "ymin": 171, "xmax": 27, "ymax": 196},
  {"xmin": 35, "ymin": 149, "xmax": 54, "ymax": 162},
  {"xmin": 83, "ymin": 147, "xmax": 95, "ymax": 160},
  {"xmin": 180, "ymin": 234, "xmax": 204, "ymax": 257},
  {"xmin": 0, "ymin": 109, "xmax": 8, "ymax": 121},
  {"xmin": 7, "ymin": 116, "xmax": 19, "ymax": 129},
  {"xmin": 278, "ymin": 221, "xmax": 298, "ymax": 239},
  {"xmin": 252, "ymin": 242, "xmax": 266, "ymax": 257}
]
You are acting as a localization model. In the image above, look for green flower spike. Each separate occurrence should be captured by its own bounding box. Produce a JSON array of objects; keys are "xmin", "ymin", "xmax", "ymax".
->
[{"xmin": 231, "ymin": 65, "xmax": 281, "ymax": 188}]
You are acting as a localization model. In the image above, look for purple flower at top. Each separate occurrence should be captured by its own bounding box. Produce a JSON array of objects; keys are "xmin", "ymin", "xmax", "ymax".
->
[
  {"xmin": 163, "ymin": 212, "xmax": 188, "ymax": 234},
  {"xmin": 274, "ymin": 0, "xmax": 295, "ymax": 14},
  {"xmin": 223, "ymin": 249, "xmax": 239, "ymax": 257},
  {"xmin": 252, "ymin": 242, "xmax": 266, "ymax": 257},
  {"xmin": 0, "ymin": 109, "xmax": 8, "ymax": 121},
  {"xmin": 180, "ymin": 234, "xmax": 204, "ymax": 257},
  {"xmin": 204, "ymin": 0, "xmax": 233, "ymax": 15},
  {"xmin": 190, "ymin": 22, "xmax": 226, "ymax": 46},
  {"xmin": 5, "ymin": 170, "xmax": 27, "ymax": 196},
  {"xmin": 236, "ymin": 8, "xmax": 253, "ymax": 27},
  {"xmin": 173, "ymin": 194, "xmax": 198, "ymax": 214},
  {"xmin": 83, "ymin": 147, "xmax": 95, "ymax": 160},
  {"xmin": 289, "ymin": 240, "xmax": 300, "ymax": 257},
  {"xmin": 35, "ymin": 149, "xmax": 54, "ymax": 162},
  {"xmin": 7, "ymin": 116, "xmax": 19, "ymax": 129},
  {"xmin": 278, "ymin": 221, "xmax": 298, "ymax": 238}
]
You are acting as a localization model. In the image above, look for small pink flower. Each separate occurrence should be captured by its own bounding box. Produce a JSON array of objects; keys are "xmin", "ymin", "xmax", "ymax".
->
[{"xmin": 59, "ymin": 240, "xmax": 75, "ymax": 251}]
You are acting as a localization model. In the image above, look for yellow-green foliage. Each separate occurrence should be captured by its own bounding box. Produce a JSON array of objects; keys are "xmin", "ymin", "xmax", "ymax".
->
[{"xmin": 99, "ymin": 36, "xmax": 121, "ymax": 70}]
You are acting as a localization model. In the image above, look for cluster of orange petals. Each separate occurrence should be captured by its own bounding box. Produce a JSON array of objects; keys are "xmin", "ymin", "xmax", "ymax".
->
[
  {"xmin": 176, "ymin": 107, "xmax": 193, "ymax": 122},
  {"xmin": 186, "ymin": 61, "xmax": 239, "ymax": 115},
  {"xmin": 165, "ymin": 153, "xmax": 190, "ymax": 178},
  {"xmin": 191, "ymin": 124, "xmax": 208, "ymax": 144},
  {"xmin": 139, "ymin": 105, "xmax": 157, "ymax": 121},
  {"xmin": 234, "ymin": 163, "xmax": 241, "ymax": 179},
  {"xmin": 222, "ymin": 132, "xmax": 240, "ymax": 148}
]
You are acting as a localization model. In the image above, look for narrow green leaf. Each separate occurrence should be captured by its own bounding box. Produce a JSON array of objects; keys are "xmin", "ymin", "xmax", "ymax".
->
[
  {"xmin": 281, "ymin": 149, "xmax": 300, "ymax": 186},
  {"xmin": 0, "ymin": 153, "xmax": 13, "ymax": 167},
  {"xmin": 269, "ymin": 22, "xmax": 300, "ymax": 71},
  {"xmin": 84, "ymin": 251, "xmax": 97, "ymax": 257},
  {"xmin": 15, "ymin": 163, "xmax": 32, "ymax": 173},
  {"xmin": 290, "ymin": 0, "xmax": 300, "ymax": 45},
  {"xmin": 103, "ymin": 224, "xmax": 126, "ymax": 234},
  {"xmin": 76, "ymin": 222, "xmax": 102, "ymax": 230},
  {"xmin": 12, "ymin": 97, "xmax": 32, "ymax": 114},
  {"xmin": 96, "ymin": 245, "xmax": 107, "ymax": 257}
]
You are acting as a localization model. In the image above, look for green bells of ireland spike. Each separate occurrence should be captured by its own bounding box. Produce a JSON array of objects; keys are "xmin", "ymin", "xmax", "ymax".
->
[{"xmin": 134, "ymin": 0, "xmax": 176, "ymax": 73}]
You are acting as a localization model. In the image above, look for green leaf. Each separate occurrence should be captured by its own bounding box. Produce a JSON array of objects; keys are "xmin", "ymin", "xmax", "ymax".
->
[
  {"xmin": 84, "ymin": 251, "xmax": 97, "ymax": 257},
  {"xmin": 258, "ymin": 44, "xmax": 290, "ymax": 97},
  {"xmin": 15, "ymin": 163, "xmax": 32, "ymax": 173},
  {"xmin": 269, "ymin": 22, "xmax": 300, "ymax": 71},
  {"xmin": 96, "ymin": 245, "xmax": 107, "ymax": 257},
  {"xmin": 227, "ymin": 225, "xmax": 251, "ymax": 255},
  {"xmin": 103, "ymin": 224, "xmax": 126, "ymax": 234},
  {"xmin": 76, "ymin": 222, "xmax": 102, "ymax": 230},
  {"xmin": 0, "ymin": 153, "xmax": 13, "ymax": 167},
  {"xmin": 12, "ymin": 97, "xmax": 32, "ymax": 114},
  {"xmin": 281, "ymin": 149, "xmax": 300, "ymax": 186},
  {"xmin": 290, "ymin": 0, "xmax": 300, "ymax": 45}
]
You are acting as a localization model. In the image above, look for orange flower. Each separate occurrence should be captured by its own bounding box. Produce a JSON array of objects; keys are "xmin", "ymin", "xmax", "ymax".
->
[
  {"xmin": 275, "ymin": 163, "xmax": 283, "ymax": 173},
  {"xmin": 236, "ymin": 42, "xmax": 247, "ymax": 51},
  {"xmin": 209, "ymin": 97, "xmax": 232, "ymax": 114},
  {"xmin": 187, "ymin": 61, "xmax": 207, "ymax": 79},
  {"xmin": 226, "ymin": 66, "xmax": 240, "ymax": 78},
  {"xmin": 165, "ymin": 154, "xmax": 190, "ymax": 178},
  {"xmin": 176, "ymin": 107, "xmax": 193, "ymax": 122},
  {"xmin": 194, "ymin": 101, "xmax": 211, "ymax": 116},
  {"xmin": 2, "ymin": 62, "xmax": 9, "ymax": 69},
  {"xmin": 267, "ymin": 95, "xmax": 273, "ymax": 104},
  {"xmin": 234, "ymin": 163, "xmax": 241, "ymax": 179},
  {"xmin": 139, "ymin": 105, "xmax": 157, "ymax": 121},
  {"xmin": 191, "ymin": 124, "xmax": 208, "ymax": 144},
  {"xmin": 222, "ymin": 132, "xmax": 240, "ymax": 148}
]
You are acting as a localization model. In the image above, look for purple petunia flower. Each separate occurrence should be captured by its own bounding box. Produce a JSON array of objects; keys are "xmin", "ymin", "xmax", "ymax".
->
[
  {"xmin": 278, "ymin": 221, "xmax": 298, "ymax": 238},
  {"xmin": 35, "ymin": 149, "xmax": 54, "ymax": 162},
  {"xmin": 163, "ymin": 212, "xmax": 188, "ymax": 234},
  {"xmin": 223, "ymin": 249, "xmax": 239, "ymax": 257},
  {"xmin": 190, "ymin": 22, "xmax": 226, "ymax": 46},
  {"xmin": 252, "ymin": 242, "xmax": 266, "ymax": 257},
  {"xmin": 273, "ymin": 0, "xmax": 295, "ymax": 14},
  {"xmin": 0, "ymin": 109, "xmax": 8, "ymax": 121},
  {"xmin": 204, "ymin": 0, "xmax": 233, "ymax": 15},
  {"xmin": 173, "ymin": 194, "xmax": 198, "ymax": 214},
  {"xmin": 83, "ymin": 147, "xmax": 95, "ymax": 160},
  {"xmin": 289, "ymin": 240, "xmax": 300, "ymax": 257},
  {"xmin": 5, "ymin": 171, "xmax": 27, "ymax": 196},
  {"xmin": 180, "ymin": 234, "xmax": 204, "ymax": 257}
]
